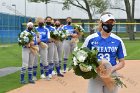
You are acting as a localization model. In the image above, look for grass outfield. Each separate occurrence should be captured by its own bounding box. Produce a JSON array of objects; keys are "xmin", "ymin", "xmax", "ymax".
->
[{"xmin": 0, "ymin": 39, "xmax": 140, "ymax": 93}]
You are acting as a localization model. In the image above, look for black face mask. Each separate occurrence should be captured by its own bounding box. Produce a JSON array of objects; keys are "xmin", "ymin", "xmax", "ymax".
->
[
  {"xmin": 67, "ymin": 22, "xmax": 71, "ymax": 25},
  {"xmin": 55, "ymin": 24, "xmax": 60, "ymax": 27},
  {"xmin": 39, "ymin": 22, "xmax": 44, "ymax": 27},
  {"xmin": 46, "ymin": 22, "xmax": 51, "ymax": 25},
  {"xmin": 28, "ymin": 27, "xmax": 33, "ymax": 31},
  {"xmin": 51, "ymin": 24, "xmax": 54, "ymax": 27},
  {"xmin": 102, "ymin": 23, "xmax": 114, "ymax": 33}
]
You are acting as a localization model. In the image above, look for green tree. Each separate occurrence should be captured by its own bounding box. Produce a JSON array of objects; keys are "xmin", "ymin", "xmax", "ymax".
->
[
  {"xmin": 110, "ymin": 0, "xmax": 136, "ymax": 40},
  {"xmin": 62, "ymin": 0, "xmax": 109, "ymax": 34}
]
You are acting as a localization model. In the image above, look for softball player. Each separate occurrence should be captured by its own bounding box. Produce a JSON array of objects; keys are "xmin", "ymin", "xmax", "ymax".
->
[
  {"xmin": 20, "ymin": 22, "xmax": 38, "ymax": 84},
  {"xmin": 62, "ymin": 17, "xmax": 78, "ymax": 73},
  {"xmin": 45, "ymin": 16, "xmax": 64, "ymax": 78},
  {"xmin": 33, "ymin": 17, "xmax": 50, "ymax": 81},
  {"xmin": 54, "ymin": 20, "xmax": 63, "ymax": 71},
  {"xmin": 82, "ymin": 12, "xmax": 127, "ymax": 93}
]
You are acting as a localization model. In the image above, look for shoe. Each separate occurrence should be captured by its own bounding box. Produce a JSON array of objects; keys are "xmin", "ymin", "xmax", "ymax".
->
[
  {"xmin": 28, "ymin": 80, "xmax": 35, "ymax": 84},
  {"xmin": 63, "ymin": 70, "xmax": 67, "ymax": 73},
  {"xmin": 48, "ymin": 74, "xmax": 52, "ymax": 79},
  {"xmin": 57, "ymin": 73, "xmax": 64, "ymax": 77},
  {"xmin": 46, "ymin": 76, "xmax": 51, "ymax": 81},
  {"xmin": 40, "ymin": 74, "xmax": 46, "ymax": 79},
  {"xmin": 52, "ymin": 71, "xmax": 56, "ymax": 76},
  {"xmin": 33, "ymin": 76, "xmax": 37, "ymax": 81},
  {"xmin": 20, "ymin": 80, "xmax": 27, "ymax": 84}
]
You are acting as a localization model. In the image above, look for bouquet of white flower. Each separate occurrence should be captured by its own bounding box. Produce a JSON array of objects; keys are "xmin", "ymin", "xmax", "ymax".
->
[
  {"xmin": 50, "ymin": 30, "xmax": 67, "ymax": 41},
  {"xmin": 18, "ymin": 31, "xmax": 33, "ymax": 46},
  {"xmin": 70, "ymin": 47, "xmax": 99, "ymax": 79},
  {"xmin": 70, "ymin": 47, "xmax": 126, "ymax": 91}
]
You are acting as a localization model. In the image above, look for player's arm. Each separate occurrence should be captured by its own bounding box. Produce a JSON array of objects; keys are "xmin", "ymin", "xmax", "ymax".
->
[
  {"xmin": 71, "ymin": 30, "xmax": 79, "ymax": 38},
  {"xmin": 111, "ymin": 41, "xmax": 126, "ymax": 72},
  {"xmin": 111, "ymin": 58, "xmax": 125, "ymax": 72}
]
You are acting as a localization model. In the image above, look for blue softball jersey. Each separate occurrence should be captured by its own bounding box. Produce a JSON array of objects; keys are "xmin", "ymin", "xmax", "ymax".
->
[
  {"xmin": 45, "ymin": 25, "xmax": 56, "ymax": 32},
  {"xmin": 82, "ymin": 31, "xmax": 127, "ymax": 66},
  {"xmin": 62, "ymin": 25, "xmax": 76, "ymax": 40},
  {"xmin": 36, "ymin": 26, "xmax": 49, "ymax": 43}
]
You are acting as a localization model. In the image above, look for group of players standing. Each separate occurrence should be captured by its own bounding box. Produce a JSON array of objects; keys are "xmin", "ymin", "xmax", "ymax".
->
[{"xmin": 20, "ymin": 16, "xmax": 81, "ymax": 84}]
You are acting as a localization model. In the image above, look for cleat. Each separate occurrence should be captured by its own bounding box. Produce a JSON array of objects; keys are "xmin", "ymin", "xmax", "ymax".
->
[
  {"xmin": 28, "ymin": 80, "xmax": 35, "ymax": 84},
  {"xmin": 63, "ymin": 70, "xmax": 67, "ymax": 73},
  {"xmin": 52, "ymin": 71, "xmax": 56, "ymax": 76},
  {"xmin": 20, "ymin": 80, "xmax": 27, "ymax": 84},
  {"xmin": 40, "ymin": 74, "xmax": 46, "ymax": 79},
  {"xmin": 57, "ymin": 73, "xmax": 64, "ymax": 77},
  {"xmin": 48, "ymin": 74, "xmax": 52, "ymax": 79},
  {"xmin": 33, "ymin": 76, "xmax": 37, "ymax": 81}
]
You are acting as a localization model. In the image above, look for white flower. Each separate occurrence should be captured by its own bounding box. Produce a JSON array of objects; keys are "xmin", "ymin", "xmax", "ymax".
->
[
  {"xmin": 74, "ymin": 47, "xmax": 78, "ymax": 51},
  {"xmin": 24, "ymin": 31, "xmax": 30, "ymax": 36},
  {"xmin": 53, "ymin": 30, "xmax": 59, "ymax": 35},
  {"xmin": 58, "ymin": 31, "xmax": 62, "ymax": 34},
  {"xmin": 20, "ymin": 32, "xmax": 24, "ymax": 38},
  {"xmin": 78, "ymin": 56, "xmax": 86, "ymax": 62},
  {"xmin": 73, "ymin": 57, "xmax": 78, "ymax": 66},
  {"xmin": 66, "ymin": 30, "xmax": 70, "ymax": 36},
  {"xmin": 19, "ymin": 40, "xmax": 22, "ymax": 43},
  {"xmin": 87, "ymin": 66, "xmax": 92, "ymax": 71},
  {"xmin": 79, "ymin": 63, "xmax": 92, "ymax": 72},
  {"xmin": 76, "ymin": 50, "xmax": 88, "ymax": 62},
  {"xmin": 18, "ymin": 38, "xmax": 22, "ymax": 42},
  {"xmin": 62, "ymin": 34, "xmax": 66, "ymax": 38},
  {"xmin": 23, "ymin": 37, "xmax": 29, "ymax": 42}
]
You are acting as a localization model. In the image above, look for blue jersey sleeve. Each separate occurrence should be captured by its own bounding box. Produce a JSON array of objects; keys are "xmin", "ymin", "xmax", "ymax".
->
[
  {"xmin": 117, "ymin": 42, "xmax": 125, "ymax": 59},
  {"xmin": 32, "ymin": 32, "xmax": 38, "ymax": 45},
  {"xmin": 87, "ymin": 40, "xmax": 92, "ymax": 50}
]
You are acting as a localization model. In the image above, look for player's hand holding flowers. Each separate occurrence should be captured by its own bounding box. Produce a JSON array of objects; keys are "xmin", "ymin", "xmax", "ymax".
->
[
  {"xmin": 18, "ymin": 31, "xmax": 39, "ymax": 55},
  {"xmin": 70, "ymin": 47, "xmax": 126, "ymax": 91}
]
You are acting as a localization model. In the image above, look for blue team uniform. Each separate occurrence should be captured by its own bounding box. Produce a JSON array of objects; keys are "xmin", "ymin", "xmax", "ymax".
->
[
  {"xmin": 45, "ymin": 25, "xmax": 55, "ymax": 32},
  {"xmin": 56, "ymin": 27, "xmax": 62, "ymax": 31},
  {"xmin": 36, "ymin": 26, "xmax": 49, "ymax": 43},
  {"xmin": 82, "ymin": 31, "xmax": 127, "ymax": 66},
  {"xmin": 62, "ymin": 25, "xmax": 76, "ymax": 40}
]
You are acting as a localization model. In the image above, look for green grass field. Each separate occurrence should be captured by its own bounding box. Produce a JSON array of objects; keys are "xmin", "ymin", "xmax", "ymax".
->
[{"xmin": 0, "ymin": 39, "xmax": 140, "ymax": 93}]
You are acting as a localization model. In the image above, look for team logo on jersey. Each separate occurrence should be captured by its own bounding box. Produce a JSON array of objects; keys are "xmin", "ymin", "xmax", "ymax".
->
[{"xmin": 91, "ymin": 41, "xmax": 98, "ymax": 45}]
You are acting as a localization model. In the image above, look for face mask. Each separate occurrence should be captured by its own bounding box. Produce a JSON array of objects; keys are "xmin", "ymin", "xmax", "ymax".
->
[
  {"xmin": 55, "ymin": 24, "xmax": 60, "ymax": 27},
  {"xmin": 68, "ymin": 22, "xmax": 71, "ymax": 25},
  {"xmin": 46, "ymin": 22, "xmax": 51, "ymax": 25},
  {"xmin": 39, "ymin": 22, "xmax": 44, "ymax": 27},
  {"xmin": 51, "ymin": 24, "xmax": 54, "ymax": 27},
  {"xmin": 102, "ymin": 23, "xmax": 114, "ymax": 33},
  {"xmin": 28, "ymin": 27, "xmax": 33, "ymax": 31}
]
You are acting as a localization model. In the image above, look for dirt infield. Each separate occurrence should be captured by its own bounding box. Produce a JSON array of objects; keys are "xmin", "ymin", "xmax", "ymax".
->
[{"xmin": 7, "ymin": 60, "xmax": 140, "ymax": 93}]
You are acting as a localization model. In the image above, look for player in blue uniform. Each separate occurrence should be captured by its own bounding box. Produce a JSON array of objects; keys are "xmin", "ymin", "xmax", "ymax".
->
[
  {"xmin": 20, "ymin": 22, "xmax": 38, "ymax": 84},
  {"xmin": 33, "ymin": 17, "xmax": 50, "ymax": 81},
  {"xmin": 54, "ymin": 20, "xmax": 63, "ymax": 72},
  {"xmin": 62, "ymin": 17, "xmax": 79, "ymax": 73},
  {"xmin": 45, "ymin": 16, "xmax": 64, "ymax": 78},
  {"xmin": 82, "ymin": 12, "xmax": 127, "ymax": 93}
]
